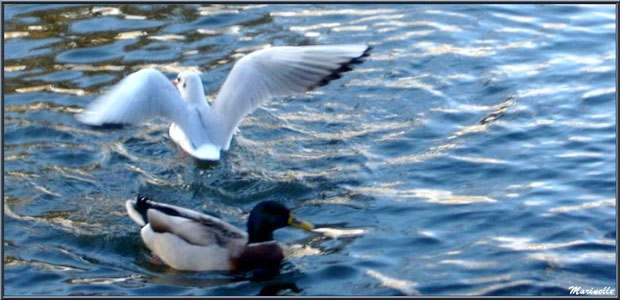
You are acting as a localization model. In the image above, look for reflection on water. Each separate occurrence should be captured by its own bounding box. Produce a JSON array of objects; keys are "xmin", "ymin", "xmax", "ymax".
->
[{"xmin": 4, "ymin": 3, "xmax": 617, "ymax": 296}]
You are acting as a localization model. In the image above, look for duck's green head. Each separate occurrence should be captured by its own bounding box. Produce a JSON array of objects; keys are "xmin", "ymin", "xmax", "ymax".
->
[{"xmin": 247, "ymin": 201, "xmax": 313, "ymax": 244}]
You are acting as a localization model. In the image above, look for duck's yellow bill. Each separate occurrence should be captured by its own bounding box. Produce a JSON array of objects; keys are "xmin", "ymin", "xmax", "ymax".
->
[{"xmin": 288, "ymin": 214, "xmax": 314, "ymax": 231}]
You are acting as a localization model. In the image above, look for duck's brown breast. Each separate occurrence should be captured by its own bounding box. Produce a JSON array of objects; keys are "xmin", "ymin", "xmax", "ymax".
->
[{"xmin": 230, "ymin": 241, "xmax": 284, "ymax": 271}]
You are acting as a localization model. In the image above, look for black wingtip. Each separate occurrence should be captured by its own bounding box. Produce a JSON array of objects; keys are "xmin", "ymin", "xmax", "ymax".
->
[
  {"xmin": 350, "ymin": 46, "xmax": 373, "ymax": 64},
  {"xmin": 313, "ymin": 45, "xmax": 372, "ymax": 88},
  {"xmin": 362, "ymin": 45, "xmax": 373, "ymax": 57}
]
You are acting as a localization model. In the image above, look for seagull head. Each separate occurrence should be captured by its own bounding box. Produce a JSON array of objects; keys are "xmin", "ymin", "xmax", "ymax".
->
[{"xmin": 172, "ymin": 71, "xmax": 206, "ymax": 105}]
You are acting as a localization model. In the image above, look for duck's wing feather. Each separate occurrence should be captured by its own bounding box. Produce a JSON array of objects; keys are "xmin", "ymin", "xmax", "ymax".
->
[
  {"xmin": 146, "ymin": 204, "xmax": 247, "ymax": 247},
  {"xmin": 211, "ymin": 44, "xmax": 372, "ymax": 149}
]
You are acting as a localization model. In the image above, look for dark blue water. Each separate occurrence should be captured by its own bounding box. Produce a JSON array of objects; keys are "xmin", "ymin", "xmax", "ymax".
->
[{"xmin": 3, "ymin": 4, "xmax": 616, "ymax": 296}]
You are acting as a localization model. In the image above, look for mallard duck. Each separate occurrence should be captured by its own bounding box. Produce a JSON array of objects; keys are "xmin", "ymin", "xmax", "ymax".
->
[
  {"xmin": 78, "ymin": 45, "xmax": 372, "ymax": 161},
  {"xmin": 125, "ymin": 196, "xmax": 313, "ymax": 271}
]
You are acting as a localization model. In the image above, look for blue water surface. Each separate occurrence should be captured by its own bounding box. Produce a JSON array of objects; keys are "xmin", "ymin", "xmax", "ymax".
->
[{"xmin": 3, "ymin": 3, "xmax": 616, "ymax": 296}]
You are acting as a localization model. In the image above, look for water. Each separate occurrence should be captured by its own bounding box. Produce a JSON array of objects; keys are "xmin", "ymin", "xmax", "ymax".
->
[{"xmin": 3, "ymin": 4, "xmax": 616, "ymax": 296}]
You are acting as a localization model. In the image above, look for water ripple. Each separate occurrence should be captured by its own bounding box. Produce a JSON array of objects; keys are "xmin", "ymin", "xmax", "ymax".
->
[{"xmin": 3, "ymin": 3, "xmax": 616, "ymax": 296}]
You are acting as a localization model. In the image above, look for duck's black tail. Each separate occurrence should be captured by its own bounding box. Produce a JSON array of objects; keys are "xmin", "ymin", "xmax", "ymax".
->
[{"xmin": 126, "ymin": 195, "xmax": 153, "ymax": 226}]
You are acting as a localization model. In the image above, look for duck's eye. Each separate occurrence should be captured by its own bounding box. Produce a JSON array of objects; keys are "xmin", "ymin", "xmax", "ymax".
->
[{"xmin": 183, "ymin": 82, "xmax": 186, "ymax": 88}]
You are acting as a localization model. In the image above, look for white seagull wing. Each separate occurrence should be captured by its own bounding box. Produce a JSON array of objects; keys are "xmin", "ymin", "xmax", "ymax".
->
[
  {"xmin": 77, "ymin": 68, "xmax": 217, "ymax": 160},
  {"xmin": 77, "ymin": 68, "xmax": 189, "ymax": 126},
  {"xmin": 211, "ymin": 44, "xmax": 371, "ymax": 149}
]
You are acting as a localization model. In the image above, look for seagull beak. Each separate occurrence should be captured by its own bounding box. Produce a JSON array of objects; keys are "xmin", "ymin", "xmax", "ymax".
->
[
  {"xmin": 288, "ymin": 214, "xmax": 314, "ymax": 232},
  {"xmin": 171, "ymin": 79, "xmax": 178, "ymax": 86}
]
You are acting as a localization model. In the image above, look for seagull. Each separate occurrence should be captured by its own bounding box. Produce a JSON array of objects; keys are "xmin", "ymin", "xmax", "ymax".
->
[{"xmin": 77, "ymin": 44, "xmax": 372, "ymax": 161}]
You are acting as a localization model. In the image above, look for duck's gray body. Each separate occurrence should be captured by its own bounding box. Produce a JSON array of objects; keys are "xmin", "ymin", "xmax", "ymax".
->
[{"xmin": 126, "ymin": 197, "xmax": 248, "ymax": 271}]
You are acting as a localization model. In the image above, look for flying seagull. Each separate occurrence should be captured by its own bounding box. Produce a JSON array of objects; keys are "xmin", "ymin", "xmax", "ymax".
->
[{"xmin": 78, "ymin": 44, "xmax": 372, "ymax": 161}]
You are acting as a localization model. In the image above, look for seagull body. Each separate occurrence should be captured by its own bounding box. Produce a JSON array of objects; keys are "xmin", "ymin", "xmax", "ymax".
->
[
  {"xmin": 126, "ymin": 196, "xmax": 313, "ymax": 271},
  {"xmin": 78, "ymin": 45, "xmax": 372, "ymax": 161}
]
